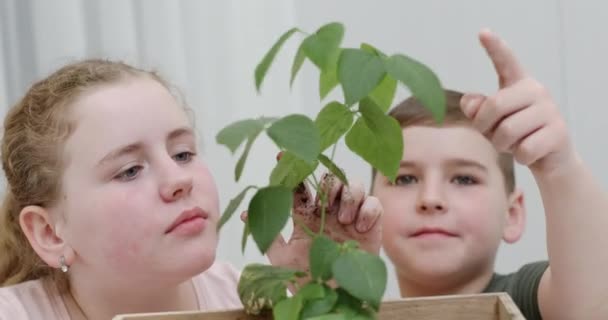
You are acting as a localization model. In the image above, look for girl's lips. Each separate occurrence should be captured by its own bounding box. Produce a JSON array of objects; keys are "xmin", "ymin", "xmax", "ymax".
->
[{"xmin": 165, "ymin": 207, "xmax": 209, "ymax": 234}]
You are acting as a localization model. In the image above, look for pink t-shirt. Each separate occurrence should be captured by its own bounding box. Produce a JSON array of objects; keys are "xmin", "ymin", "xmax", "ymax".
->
[{"xmin": 0, "ymin": 261, "xmax": 242, "ymax": 319}]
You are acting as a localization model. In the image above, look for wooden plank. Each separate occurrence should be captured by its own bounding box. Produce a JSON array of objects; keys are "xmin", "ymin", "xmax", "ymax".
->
[
  {"xmin": 497, "ymin": 293, "xmax": 526, "ymax": 320},
  {"xmin": 113, "ymin": 309, "xmax": 266, "ymax": 320},
  {"xmin": 114, "ymin": 293, "xmax": 524, "ymax": 320},
  {"xmin": 378, "ymin": 294, "xmax": 498, "ymax": 320}
]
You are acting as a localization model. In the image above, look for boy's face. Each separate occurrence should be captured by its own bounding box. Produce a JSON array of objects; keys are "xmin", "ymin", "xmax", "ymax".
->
[
  {"xmin": 58, "ymin": 78, "xmax": 220, "ymax": 288},
  {"xmin": 373, "ymin": 125, "xmax": 523, "ymax": 282}
]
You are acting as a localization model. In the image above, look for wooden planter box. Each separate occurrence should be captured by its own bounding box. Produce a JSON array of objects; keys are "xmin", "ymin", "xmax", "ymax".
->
[{"xmin": 113, "ymin": 292, "xmax": 525, "ymax": 320}]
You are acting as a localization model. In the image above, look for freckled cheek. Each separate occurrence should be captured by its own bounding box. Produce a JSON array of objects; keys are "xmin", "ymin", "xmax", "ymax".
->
[
  {"xmin": 91, "ymin": 193, "xmax": 161, "ymax": 268},
  {"xmin": 191, "ymin": 164, "xmax": 220, "ymax": 220}
]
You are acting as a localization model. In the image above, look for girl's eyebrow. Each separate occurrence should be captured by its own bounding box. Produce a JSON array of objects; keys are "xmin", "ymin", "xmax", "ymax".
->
[
  {"xmin": 167, "ymin": 127, "xmax": 194, "ymax": 142},
  {"xmin": 97, "ymin": 143, "xmax": 143, "ymax": 168},
  {"xmin": 96, "ymin": 127, "xmax": 194, "ymax": 168}
]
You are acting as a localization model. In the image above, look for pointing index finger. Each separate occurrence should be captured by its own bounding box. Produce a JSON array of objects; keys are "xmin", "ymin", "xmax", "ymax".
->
[{"xmin": 479, "ymin": 29, "xmax": 527, "ymax": 88}]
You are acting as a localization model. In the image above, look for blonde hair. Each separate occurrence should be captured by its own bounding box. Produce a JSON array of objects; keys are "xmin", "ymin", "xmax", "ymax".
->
[{"xmin": 0, "ymin": 59, "xmax": 170, "ymax": 291}]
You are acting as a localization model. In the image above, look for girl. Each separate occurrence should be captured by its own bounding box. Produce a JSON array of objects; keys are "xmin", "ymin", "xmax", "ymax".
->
[{"xmin": 0, "ymin": 59, "xmax": 382, "ymax": 319}]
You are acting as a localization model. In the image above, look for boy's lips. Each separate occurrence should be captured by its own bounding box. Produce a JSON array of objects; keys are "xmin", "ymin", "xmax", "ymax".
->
[
  {"xmin": 410, "ymin": 227, "xmax": 458, "ymax": 238},
  {"xmin": 165, "ymin": 207, "xmax": 209, "ymax": 234}
]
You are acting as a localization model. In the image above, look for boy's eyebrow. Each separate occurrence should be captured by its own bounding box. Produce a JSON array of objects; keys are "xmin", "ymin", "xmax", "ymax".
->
[
  {"xmin": 399, "ymin": 160, "xmax": 419, "ymax": 168},
  {"xmin": 97, "ymin": 143, "xmax": 143, "ymax": 168},
  {"xmin": 399, "ymin": 159, "xmax": 488, "ymax": 172},
  {"xmin": 444, "ymin": 158, "xmax": 488, "ymax": 172}
]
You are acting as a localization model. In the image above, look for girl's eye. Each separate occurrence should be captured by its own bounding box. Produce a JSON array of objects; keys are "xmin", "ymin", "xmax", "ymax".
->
[
  {"xmin": 173, "ymin": 151, "xmax": 195, "ymax": 163},
  {"xmin": 115, "ymin": 166, "xmax": 143, "ymax": 181},
  {"xmin": 393, "ymin": 174, "xmax": 418, "ymax": 186},
  {"xmin": 452, "ymin": 175, "xmax": 478, "ymax": 185}
]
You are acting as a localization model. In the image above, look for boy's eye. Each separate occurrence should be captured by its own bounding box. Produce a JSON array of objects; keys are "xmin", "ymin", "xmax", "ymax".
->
[
  {"xmin": 173, "ymin": 151, "xmax": 195, "ymax": 163},
  {"xmin": 115, "ymin": 165, "xmax": 143, "ymax": 181},
  {"xmin": 451, "ymin": 175, "xmax": 478, "ymax": 185},
  {"xmin": 393, "ymin": 174, "xmax": 418, "ymax": 186}
]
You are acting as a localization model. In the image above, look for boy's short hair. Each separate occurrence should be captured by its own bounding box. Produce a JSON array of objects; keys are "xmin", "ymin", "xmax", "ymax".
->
[{"xmin": 371, "ymin": 89, "xmax": 515, "ymax": 193}]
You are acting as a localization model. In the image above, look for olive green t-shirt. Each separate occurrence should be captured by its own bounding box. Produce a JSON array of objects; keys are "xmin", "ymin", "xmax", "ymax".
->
[{"xmin": 483, "ymin": 261, "xmax": 549, "ymax": 320}]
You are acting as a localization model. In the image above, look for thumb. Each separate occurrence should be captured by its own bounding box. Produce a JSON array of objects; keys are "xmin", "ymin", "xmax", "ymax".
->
[
  {"xmin": 265, "ymin": 232, "xmax": 288, "ymax": 265},
  {"xmin": 460, "ymin": 93, "xmax": 486, "ymax": 119}
]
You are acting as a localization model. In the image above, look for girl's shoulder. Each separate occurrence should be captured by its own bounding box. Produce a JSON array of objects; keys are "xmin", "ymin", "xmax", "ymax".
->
[
  {"xmin": 0, "ymin": 279, "xmax": 68, "ymax": 320},
  {"xmin": 192, "ymin": 260, "xmax": 242, "ymax": 311}
]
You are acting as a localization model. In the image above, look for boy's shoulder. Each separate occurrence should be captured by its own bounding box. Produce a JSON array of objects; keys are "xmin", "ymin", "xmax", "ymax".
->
[{"xmin": 484, "ymin": 261, "xmax": 549, "ymax": 320}]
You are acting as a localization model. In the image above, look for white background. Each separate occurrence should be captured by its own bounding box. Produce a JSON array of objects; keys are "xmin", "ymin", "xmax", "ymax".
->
[{"xmin": 1, "ymin": 0, "xmax": 606, "ymax": 298}]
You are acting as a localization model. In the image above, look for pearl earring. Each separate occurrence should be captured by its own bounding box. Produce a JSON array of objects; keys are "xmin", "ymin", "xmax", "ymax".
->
[{"xmin": 59, "ymin": 255, "xmax": 69, "ymax": 273}]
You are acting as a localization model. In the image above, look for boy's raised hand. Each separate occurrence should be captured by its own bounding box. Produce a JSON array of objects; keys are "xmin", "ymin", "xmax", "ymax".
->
[
  {"xmin": 461, "ymin": 30, "xmax": 608, "ymax": 319},
  {"xmin": 460, "ymin": 29, "xmax": 575, "ymax": 176}
]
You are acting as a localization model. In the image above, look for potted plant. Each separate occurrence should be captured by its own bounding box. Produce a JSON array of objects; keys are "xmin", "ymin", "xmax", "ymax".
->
[{"xmin": 114, "ymin": 22, "xmax": 526, "ymax": 320}]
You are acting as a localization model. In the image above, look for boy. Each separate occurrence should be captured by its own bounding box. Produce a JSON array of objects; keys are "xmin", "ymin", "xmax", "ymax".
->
[{"xmin": 372, "ymin": 29, "xmax": 608, "ymax": 320}]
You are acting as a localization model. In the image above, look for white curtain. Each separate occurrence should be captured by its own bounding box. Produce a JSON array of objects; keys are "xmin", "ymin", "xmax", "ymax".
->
[{"xmin": 2, "ymin": 0, "xmax": 608, "ymax": 299}]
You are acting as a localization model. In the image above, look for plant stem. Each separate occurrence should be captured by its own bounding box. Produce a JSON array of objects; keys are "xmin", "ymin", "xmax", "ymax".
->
[
  {"xmin": 307, "ymin": 173, "xmax": 329, "ymax": 236},
  {"xmin": 319, "ymin": 194, "xmax": 327, "ymax": 236},
  {"xmin": 330, "ymin": 143, "xmax": 338, "ymax": 162},
  {"xmin": 316, "ymin": 172, "xmax": 328, "ymax": 236},
  {"xmin": 307, "ymin": 176, "xmax": 319, "ymax": 191},
  {"xmin": 293, "ymin": 214, "xmax": 316, "ymax": 238}
]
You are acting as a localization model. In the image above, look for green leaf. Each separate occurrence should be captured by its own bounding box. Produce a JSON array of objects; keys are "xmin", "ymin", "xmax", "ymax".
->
[
  {"xmin": 360, "ymin": 43, "xmax": 386, "ymax": 58},
  {"xmin": 300, "ymin": 285, "xmax": 339, "ymax": 319},
  {"xmin": 319, "ymin": 49, "xmax": 341, "ymax": 99},
  {"xmin": 290, "ymin": 42, "xmax": 307, "ymax": 87},
  {"xmin": 338, "ymin": 49, "xmax": 386, "ymax": 106},
  {"xmin": 357, "ymin": 44, "xmax": 396, "ymax": 112},
  {"xmin": 270, "ymin": 151, "xmax": 318, "ymax": 189},
  {"xmin": 315, "ymin": 101, "xmax": 353, "ymax": 151},
  {"xmin": 267, "ymin": 114, "xmax": 321, "ymax": 162},
  {"xmin": 216, "ymin": 119, "xmax": 266, "ymax": 154},
  {"xmin": 369, "ymin": 74, "xmax": 397, "ymax": 113},
  {"xmin": 248, "ymin": 186, "xmax": 293, "ymax": 253},
  {"xmin": 302, "ymin": 22, "xmax": 344, "ymax": 71},
  {"xmin": 297, "ymin": 282, "xmax": 325, "ymax": 300},
  {"xmin": 332, "ymin": 250, "xmax": 387, "ymax": 310},
  {"xmin": 385, "ymin": 54, "xmax": 446, "ymax": 122},
  {"xmin": 241, "ymin": 220, "xmax": 250, "ymax": 253},
  {"xmin": 219, "ymin": 117, "xmax": 274, "ymax": 182},
  {"xmin": 273, "ymin": 295, "xmax": 303, "ymax": 320},
  {"xmin": 318, "ymin": 154, "xmax": 348, "ymax": 186},
  {"xmin": 320, "ymin": 66, "xmax": 339, "ymax": 100},
  {"xmin": 255, "ymin": 27, "xmax": 300, "ymax": 92},
  {"xmin": 310, "ymin": 236, "xmax": 341, "ymax": 281},
  {"xmin": 345, "ymin": 98, "xmax": 403, "ymax": 182},
  {"xmin": 218, "ymin": 185, "xmax": 256, "ymax": 230},
  {"xmin": 332, "ymin": 288, "xmax": 375, "ymax": 319},
  {"xmin": 307, "ymin": 315, "xmax": 347, "ymax": 320},
  {"xmin": 341, "ymin": 240, "xmax": 360, "ymax": 251},
  {"xmin": 235, "ymin": 133, "xmax": 258, "ymax": 182},
  {"xmin": 238, "ymin": 264, "xmax": 305, "ymax": 315}
]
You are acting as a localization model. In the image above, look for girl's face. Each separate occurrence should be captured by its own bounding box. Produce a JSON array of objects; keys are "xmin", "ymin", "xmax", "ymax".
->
[{"xmin": 59, "ymin": 77, "xmax": 220, "ymax": 287}]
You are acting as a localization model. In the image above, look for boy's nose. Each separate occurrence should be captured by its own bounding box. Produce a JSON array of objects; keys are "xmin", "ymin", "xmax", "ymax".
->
[
  {"xmin": 417, "ymin": 200, "xmax": 445, "ymax": 213},
  {"xmin": 416, "ymin": 184, "xmax": 446, "ymax": 214}
]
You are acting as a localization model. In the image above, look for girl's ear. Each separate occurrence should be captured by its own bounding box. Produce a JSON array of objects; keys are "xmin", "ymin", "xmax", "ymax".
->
[{"xmin": 19, "ymin": 206, "xmax": 74, "ymax": 268}]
